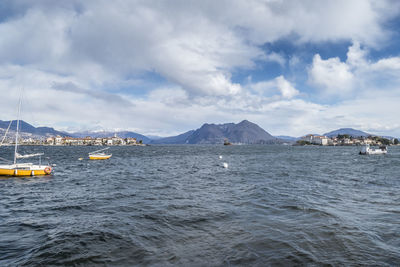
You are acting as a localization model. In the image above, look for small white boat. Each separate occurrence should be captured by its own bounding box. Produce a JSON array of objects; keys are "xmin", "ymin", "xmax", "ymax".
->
[
  {"xmin": 88, "ymin": 147, "xmax": 112, "ymax": 160},
  {"xmin": 359, "ymin": 144, "xmax": 387, "ymax": 155}
]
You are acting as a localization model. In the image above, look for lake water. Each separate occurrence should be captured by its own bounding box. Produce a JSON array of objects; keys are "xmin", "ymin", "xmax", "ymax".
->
[{"xmin": 1, "ymin": 145, "xmax": 400, "ymax": 266}]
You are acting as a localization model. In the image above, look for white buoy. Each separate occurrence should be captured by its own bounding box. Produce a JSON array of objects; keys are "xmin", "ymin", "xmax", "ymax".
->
[
  {"xmin": 223, "ymin": 162, "xmax": 228, "ymax": 168},
  {"xmin": 219, "ymin": 155, "xmax": 223, "ymax": 159},
  {"xmin": 78, "ymin": 158, "xmax": 83, "ymax": 161}
]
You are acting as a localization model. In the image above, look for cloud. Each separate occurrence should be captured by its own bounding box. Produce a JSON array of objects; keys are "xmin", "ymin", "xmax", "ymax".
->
[
  {"xmin": 308, "ymin": 54, "xmax": 355, "ymax": 96},
  {"xmin": 1, "ymin": 0, "xmax": 398, "ymax": 97},
  {"xmin": 51, "ymin": 81, "xmax": 134, "ymax": 107},
  {"xmin": 308, "ymin": 42, "xmax": 400, "ymax": 97},
  {"xmin": 275, "ymin": 76, "xmax": 299, "ymax": 99},
  {"xmin": 0, "ymin": 1, "xmax": 400, "ymax": 136},
  {"xmin": 346, "ymin": 41, "xmax": 368, "ymax": 68},
  {"xmin": 249, "ymin": 76, "xmax": 298, "ymax": 99},
  {"xmin": 1, "ymin": 62, "xmax": 399, "ymax": 138}
]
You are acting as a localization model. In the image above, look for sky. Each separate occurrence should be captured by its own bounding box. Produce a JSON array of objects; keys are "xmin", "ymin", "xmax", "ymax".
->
[{"xmin": 1, "ymin": 0, "xmax": 400, "ymax": 137}]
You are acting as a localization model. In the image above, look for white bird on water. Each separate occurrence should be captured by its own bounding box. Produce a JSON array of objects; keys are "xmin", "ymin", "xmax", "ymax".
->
[
  {"xmin": 219, "ymin": 155, "xmax": 223, "ymax": 159},
  {"xmin": 223, "ymin": 162, "xmax": 228, "ymax": 168}
]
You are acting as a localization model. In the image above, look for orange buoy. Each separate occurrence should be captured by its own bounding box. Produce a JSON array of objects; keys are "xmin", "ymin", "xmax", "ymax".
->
[{"xmin": 44, "ymin": 167, "xmax": 52, "ymax": 174}]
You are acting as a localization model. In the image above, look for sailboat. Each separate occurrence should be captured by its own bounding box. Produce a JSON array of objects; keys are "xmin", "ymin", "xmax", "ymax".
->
[
  {"xmin": 88, "ymin": 147, "xmax": 112, "ymax": 160},
  {"xmin": 0, "ymin": 96, "xmax": 52, "ymax": 177}
]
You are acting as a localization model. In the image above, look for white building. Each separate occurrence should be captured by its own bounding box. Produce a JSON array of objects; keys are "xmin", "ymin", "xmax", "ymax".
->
[
  {"xmin": 301, "ymin": 134, "xmax": 330, "ymax": 145},
  {"xmin": 55, "ymin": 136, "xmax": 63, "ymax": 145}
]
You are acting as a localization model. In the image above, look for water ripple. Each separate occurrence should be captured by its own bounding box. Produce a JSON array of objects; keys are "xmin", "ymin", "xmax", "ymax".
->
[{"xmin": 0, "ymin": 145, "xmax": 399, "ymax": 265}]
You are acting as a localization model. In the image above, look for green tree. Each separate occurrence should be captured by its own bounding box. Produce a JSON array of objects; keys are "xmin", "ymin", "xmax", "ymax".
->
[
  {"xmin": 394, "ymin": 138, "xmax": 399, "ymax": 145},
  {"xmin": 337, "ymin": 134, "xmax": 350, "ymax": 140},
  {"xmin": 296, "ymin": 140, "xmax": 310, "ymax": 146},
  {"xmin": 379, "ymin": 137, "xmax": 390, "ymax": 145}
]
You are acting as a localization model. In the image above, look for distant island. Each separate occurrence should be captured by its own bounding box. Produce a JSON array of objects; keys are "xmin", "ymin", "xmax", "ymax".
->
[
  {"xmin": 296, "ymin": 133, "xmax": 398, "ymax": 146},
  {"xmin": 0, "ymin": 120, "xmax": 398, "ymax": 146}
]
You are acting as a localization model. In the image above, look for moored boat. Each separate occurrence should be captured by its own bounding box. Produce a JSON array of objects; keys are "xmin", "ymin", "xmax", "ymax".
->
[
  {"xmin": 89, "ymin": 147, "xmax": 112, "ymax": 160},
  {"xmin": 0, "ymin": 95, "xmax": 52, "ymax": 177},
  {"xmin": 359, "ymin": 144, "xmax": 387, "ymax": 155},
  {"xmin": 223, "ymin": 139, "xmax": 232, "ymax": 146},
  {"xmin": 0, "ymin": 163, "xmax": 52, "ymax": 176}
]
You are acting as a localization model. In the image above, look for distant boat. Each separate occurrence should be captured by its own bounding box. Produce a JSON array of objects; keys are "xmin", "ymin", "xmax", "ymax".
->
[
  {"xmin": 223, "ymin": 139, "xmax": 232, "ymax": 146},
  {"xmin": 359, "ymin": 144, "xmax": 387, "ymax": 155},
  {"xmin": 89, "ymin": 147, "xmax": 112, "ymax": 160},
  {"xmin": 0, "ymin": 94, "xmax": 52, "ymax": 177}
]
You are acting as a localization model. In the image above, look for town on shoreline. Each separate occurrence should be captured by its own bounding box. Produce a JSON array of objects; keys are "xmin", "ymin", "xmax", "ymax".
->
[
  {"xmin": 1, "ymin": 135, "xmax": 146, "ymax": 146},
  {"xmin": 296, "ymin": 134, "xmax": 399, "ymax": 146},
  {"xmin": 1, "ymin": 133, "xmax": 399, "ymax": 147}
]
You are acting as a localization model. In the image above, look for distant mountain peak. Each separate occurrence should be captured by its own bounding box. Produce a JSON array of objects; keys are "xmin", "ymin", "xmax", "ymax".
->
[
  {"xmin": 337, "ymin": 127, "xmax": 356, "ymax": 131},
  {"xmin": 153, "ymin": 120, "xmax": 282, "ymax": 144},
  {"xmin": 323, "ymin": 128, "xmax": 370, "ymax": 137},
  {"xmin": 0, "ymin": 120, "xmax": 70, "ymax": 137}
]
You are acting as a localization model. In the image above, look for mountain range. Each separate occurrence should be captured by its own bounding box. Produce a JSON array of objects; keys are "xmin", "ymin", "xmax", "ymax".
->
[
  {"xmin": 0, "ymin": 120, "xmax": 69, "ymax": 138},
  {"xmin": 0, "ymin": 120, "xmax": 396, "ymax": 144}
]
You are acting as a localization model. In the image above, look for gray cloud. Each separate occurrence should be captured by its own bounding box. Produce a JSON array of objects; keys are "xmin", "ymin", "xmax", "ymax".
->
[
  {"xmin": 51, "ymin": 81, "xmax": 134, "ymax": 107},
  {"xmin": 1, "ymin": 0, "xmax": 397, "ymax": 97}
]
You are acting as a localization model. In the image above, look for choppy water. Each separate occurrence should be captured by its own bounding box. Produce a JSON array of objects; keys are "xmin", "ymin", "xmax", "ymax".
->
[{"xmin": 1, "ymin": 145, "xmax": 400, "ymax": 266}]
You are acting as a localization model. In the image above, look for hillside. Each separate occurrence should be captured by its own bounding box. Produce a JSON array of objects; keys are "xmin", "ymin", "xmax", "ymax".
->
[
  {"xmin": 0, "ymin": 120, "xmax": 70, "ymax": 138},
  {"xmin": 323, "ymin": 128, "xmax": 370, "ymax": 138},
  {"xmin": 153, "ymin": 120, "xmax": 282, "ymax": 144},
  {"xmin": 151, "ymin": 130, "xmax": 195, "ymax": 144}
]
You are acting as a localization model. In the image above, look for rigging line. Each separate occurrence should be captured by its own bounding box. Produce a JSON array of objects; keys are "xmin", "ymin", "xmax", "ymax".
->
[
  {"xmin": 0, "ymin": 88, "xmax": 22, "ymax": 147},
  {"xmin": 0, "ymin": 119, "xmax": 13, "ymax": 147},
  {"xmin": 22, "ymin": 87, "xmax": 35, "ymax": 133},
  {"xmin": 13, "ymin": 88, "xmax": 23, "ymax": 164},
  {"xmin": 88, "ymin": 147, "xmax": 110, "ymax": 154},
  {"xmin": 0, "ymin": 156, "xmax": 12, "ymax": 163}
]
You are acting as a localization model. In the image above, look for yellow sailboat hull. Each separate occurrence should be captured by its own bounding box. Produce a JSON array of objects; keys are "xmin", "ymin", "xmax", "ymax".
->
[
  {"xmin": 0, "ymin": 169, "xmax": 47, "ymax": 176},
  {"xmin": 0, "ymin": 164, "xmax": 52, "ymax": 177},
  {"xmin": 89, "ymin": 154, "xmax": 112, "ymax": 160},
  {"xmin": 1, "ymin": 94, "xmax": 52, "ymax": 178}
]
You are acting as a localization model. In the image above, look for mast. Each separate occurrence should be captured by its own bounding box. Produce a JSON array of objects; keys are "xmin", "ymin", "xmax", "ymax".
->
[
  {"xmin": 13, "ymin": 95, "xmax": 22, "ymax": 164},
  {"xmin": 89, "ymin": 147, "xmax": 110, "ymax": 154}
]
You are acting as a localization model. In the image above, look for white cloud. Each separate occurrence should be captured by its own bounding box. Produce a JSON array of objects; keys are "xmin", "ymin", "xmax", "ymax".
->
[
  {"xmin": 346, "ymin": 41, "xmax": 368, "ymax": 68},
  {"xmin": 248, "ymin": 76, "xmax": 298, "ymax": 99},
  {"xmin": 275, "ymin": 76, "xmax": 299, "ymax": 99},
  {"xmin": 309, "ymin": 42, "xmax": 400, "ymax": 97},
  {"xmin": 308, "ymin": 54, "xmax": 354, "ymax": 96},
  {"xmin": 371, "ymin": 58, "xmax": 400, "ymax": 71}
]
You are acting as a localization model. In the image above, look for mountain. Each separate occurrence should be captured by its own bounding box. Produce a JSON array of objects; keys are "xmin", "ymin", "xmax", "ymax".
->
[
  {"xmin": 0, "ymin": 120, "xmax": 70, "ymax": 137},
  {"xmin": 146, "ymin": 135, "xmax": 164, "ymax": 140},
  {"xmin": 275, "ymin": 135, "xmax": 299, "ymax": 142},
  {"xmin": 71, "ymin": 130, "xmax": 151, "ymax": 143},
  {"xmin": 152, "ymin": 120, "xmax": 282, "ymax": 144},
  {"xmin": 151, "ymin": 130, "xmax": 195, "ymax": 144},
  {"xmin": 323, "ymin": 128, "xmax": 371, "ymax": 138}
]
